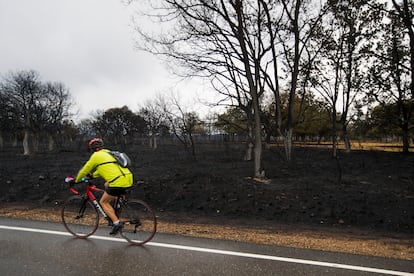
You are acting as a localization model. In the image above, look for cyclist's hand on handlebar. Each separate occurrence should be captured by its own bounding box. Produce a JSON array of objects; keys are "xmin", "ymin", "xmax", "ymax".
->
[
  {"xmin": 65, "ymin": 176, "xmax": 75, "ymax": 187},
  {"xmin": 65, "ymin": 176, "xmax": 90, "ymax": 187}
]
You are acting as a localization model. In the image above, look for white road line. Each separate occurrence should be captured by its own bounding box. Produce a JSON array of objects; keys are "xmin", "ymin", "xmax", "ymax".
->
[{"xmin": 0, "ymin": 225, "xmax": 413, "ymax": 276}]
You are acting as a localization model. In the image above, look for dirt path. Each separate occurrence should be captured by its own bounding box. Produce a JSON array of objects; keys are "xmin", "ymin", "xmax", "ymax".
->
[{"xmin": 0, "ymin": 204, "xmax": 412, "ymax": 261}]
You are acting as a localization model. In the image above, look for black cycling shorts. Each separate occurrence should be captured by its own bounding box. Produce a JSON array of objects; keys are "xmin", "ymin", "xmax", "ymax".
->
[{"xmin": 106, "ymin": 186, "xmax": 128, "ymax": 196}]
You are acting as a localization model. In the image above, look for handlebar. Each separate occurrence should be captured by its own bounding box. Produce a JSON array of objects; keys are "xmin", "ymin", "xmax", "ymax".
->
[{"xmin": 65, "ymin": 176, "xmax": 102, "ymax": 195}]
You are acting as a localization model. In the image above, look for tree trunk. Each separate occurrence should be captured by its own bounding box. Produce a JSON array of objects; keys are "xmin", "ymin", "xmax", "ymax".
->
[
  {"xmin": 23, "ymin": 129, "xmax": 31, "ymax": 156},
  {"xmin": 284, "ymin": 128, "xmax": 293, "ymax": 162},
  {"xmin": 332, "ymin": 113, "xmax": 338, "ymax": 158},
  {"xmin": 253, "ymin": 112, "xmax": 263, "ymax": 178},
  {"xmin": 48, "ymin": 134, "xmax": 55, "ymax": 152},
  {"xmin": 244, "ymin": 123, "xmax": 254, "ymax": 161},
  {"xmin": 402, "ymin": 126, "xmax": 410, "ymax": 154},
  {"xmin": 342, "ymin": 124, "xmax": 351, "ymax": 153},
  {"xmin": 32, "ymin": 133, "xmax": 39, "ymax": 153},
  {"xmin": 149, "ymin": 135, "xmax": 157, "ymax": 149},
  {"xmin": 153, "ymin": 136, "xmax": 158, "ymax": 150},
  {"xmin": 189, "ymin": 134, "xmax": 196, "ymax": 160},
  {"xmin": 12, "ymin": 136, "xmax": 18, "ymax": 147},
  {"xmin": 244, "ymin": 142, "xmax": 253, "ymax": 161},
  {"xmin": 243, "ymin": 107, "xmax": 264, "ymax": 178}
]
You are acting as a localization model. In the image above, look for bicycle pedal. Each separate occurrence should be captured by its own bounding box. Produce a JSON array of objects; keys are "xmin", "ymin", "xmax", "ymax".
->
[{"xmin": 130, "ymin": 219, "xmax": 142, "ymax": 226}]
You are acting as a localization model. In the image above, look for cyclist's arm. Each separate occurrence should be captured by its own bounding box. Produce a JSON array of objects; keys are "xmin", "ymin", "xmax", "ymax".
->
[
  {"xmin": 75, "ymin": 155, "xmax": 98, "ymax": 183},
  {"xmin": 91, "ymin": 170, "xmax": 100, "ymax": 179}
]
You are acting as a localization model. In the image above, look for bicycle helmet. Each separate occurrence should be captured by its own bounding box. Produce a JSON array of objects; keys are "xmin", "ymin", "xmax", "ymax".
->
[{"xmin": 88, "ymin": 137, "xmax": 104, "ymax": 151}]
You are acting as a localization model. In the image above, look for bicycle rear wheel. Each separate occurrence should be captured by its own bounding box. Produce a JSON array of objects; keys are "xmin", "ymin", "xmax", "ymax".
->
[
  {"xmin": 119, "ymin": 199, "xmax": 157, "ymax": 245},
  {"xmin": 61, "ymin": 195, "xmax": 99, "ymax": 238}
]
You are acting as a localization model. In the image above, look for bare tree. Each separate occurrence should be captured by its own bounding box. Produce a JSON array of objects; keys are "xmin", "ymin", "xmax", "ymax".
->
[
  {"xmin": 131, "ymin": 0, "xmax": 290, "ymax": 177},
  {"xmin": 138, "ymin": 98, "xmax": 171, "ymax": 149},
  {"xmin": 0, "ymin": 88, "xmax": 19, "ymax": 149},
  {"xmin": 0, "ymin": 70, "xmax": 73, "ymax": 154},
  {"xmin": 310, "ymin": 0, "xmax": 379, "ymax": 156},
  {"xmin": 41, "ymin": 81, "xmax": 73, "ymax": 151},
  {"xmin": 155, "ymin": 93, "xmax": 204, "ymax": 159},
  {"xmin": 391, "ymin": 0, "xmax": 414, "ymax": 99},
  {"xmin": 275, "ymin": 0, "xmax": 327, "ymax": 160},
  {"xmin": 366, "ymin": 2, "xmax": 413, "ymax": 153},
  {"xmin": 92, "ymin": 106, "xmax": 146, "ymax": 148},
  {"xmin": 1, "ymin": 71, "xmax": 41, "ymax": 154}
]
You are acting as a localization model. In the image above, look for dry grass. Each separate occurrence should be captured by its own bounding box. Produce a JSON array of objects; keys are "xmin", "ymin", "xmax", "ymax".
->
[
  {"xmin": 1, "ymin": 204, "xmax": 413, "ymax": 261},
  {"xmin": 294, "ymin": 141, "xmax": 413, "ymax": 152}
]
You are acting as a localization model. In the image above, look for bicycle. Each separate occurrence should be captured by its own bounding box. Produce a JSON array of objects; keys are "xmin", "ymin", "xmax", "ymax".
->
[{"xmin": 61, "ymin": 177, "xmax": 157, "ymax": 245}]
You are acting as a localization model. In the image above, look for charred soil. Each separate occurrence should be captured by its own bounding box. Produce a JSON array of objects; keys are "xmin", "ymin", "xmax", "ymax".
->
[{"xmin": 0, "ymin": 143, "xmax": 413, "ymax": 260}]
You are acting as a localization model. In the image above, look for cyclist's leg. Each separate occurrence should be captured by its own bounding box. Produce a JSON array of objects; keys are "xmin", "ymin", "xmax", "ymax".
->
[
  {"xmin": 100, "ymin": 191, "xmax": 118, "ymax": 223},
  {"xmin": 100, "ymin": 184, "xmax": 127, "ymax": 235}
]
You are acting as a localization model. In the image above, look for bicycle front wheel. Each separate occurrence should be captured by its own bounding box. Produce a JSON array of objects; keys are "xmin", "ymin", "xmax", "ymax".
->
[
  {"xmin": 119, "ymin": 199, "xmax": 157, "ymax": 245},
  {"xmin": 61, "ymin": 195, "xmax": 99, "ymax": 238}
]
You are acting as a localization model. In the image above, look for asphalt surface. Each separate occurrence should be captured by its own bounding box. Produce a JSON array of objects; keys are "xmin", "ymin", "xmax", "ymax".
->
[{"xmin": 0, "ymin": 218, "xmax": 413, "ymax": 275}]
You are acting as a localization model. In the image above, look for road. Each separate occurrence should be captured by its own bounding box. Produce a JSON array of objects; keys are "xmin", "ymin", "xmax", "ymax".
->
[{"xmin": 0, "ymin": 218, "xmax": 413, "ymax": 275}]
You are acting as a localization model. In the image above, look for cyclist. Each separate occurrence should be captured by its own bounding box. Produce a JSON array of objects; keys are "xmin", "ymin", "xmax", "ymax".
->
[{"xmin": 74, "ymin": 137, "xmax": 133, "ymax": 235}]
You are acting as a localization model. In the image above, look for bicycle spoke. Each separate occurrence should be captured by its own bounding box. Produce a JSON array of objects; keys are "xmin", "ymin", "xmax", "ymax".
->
[
  {"xmin": 119, "ymin": 200, "xmax": 157, "ymax": 245},
  {"xmin": 61, "ymin": 195, "xmax": 99, "ymax": 238}
]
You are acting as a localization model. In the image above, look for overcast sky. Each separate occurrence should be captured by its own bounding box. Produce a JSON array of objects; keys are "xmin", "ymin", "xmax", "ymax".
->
[{"xmin": 0, "ymin": 0, "xmax": 214, "ymax": 120}]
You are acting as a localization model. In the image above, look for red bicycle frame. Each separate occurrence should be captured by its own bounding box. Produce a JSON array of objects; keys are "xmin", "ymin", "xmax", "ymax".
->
[{"xmin": 69, "ymin": 183, "xmax": 109, "ymax": 221}]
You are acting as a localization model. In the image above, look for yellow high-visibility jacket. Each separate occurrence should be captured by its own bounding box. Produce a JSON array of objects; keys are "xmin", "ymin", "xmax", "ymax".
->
[{"xmin": 75, "ymin": 149, "xmax": 133, "ymax": 188}]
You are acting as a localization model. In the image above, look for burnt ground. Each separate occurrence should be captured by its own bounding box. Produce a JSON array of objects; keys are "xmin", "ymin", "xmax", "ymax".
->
[{"xmin": 0, "ymin": 142, "xmax": 413, "ymax": 259}]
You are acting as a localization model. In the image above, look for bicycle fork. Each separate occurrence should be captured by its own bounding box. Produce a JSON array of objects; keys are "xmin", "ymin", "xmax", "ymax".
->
[{"xmin": 75, "ymin": 197, "xmax": 90, "ymax": 219}]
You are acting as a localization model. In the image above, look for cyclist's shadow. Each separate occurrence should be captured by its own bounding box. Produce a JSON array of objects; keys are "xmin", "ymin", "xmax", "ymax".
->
[
  {"xmin": 62, "ymin": 235, "xmax": 152, "ymax": 254},
  {"xmin": 62, "ymin": 236, "xmax": 97, "ymax": 248}
]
